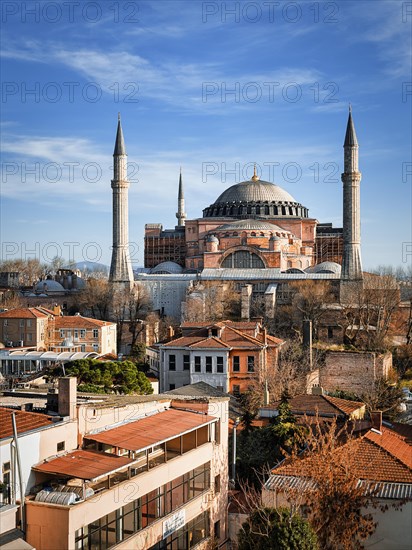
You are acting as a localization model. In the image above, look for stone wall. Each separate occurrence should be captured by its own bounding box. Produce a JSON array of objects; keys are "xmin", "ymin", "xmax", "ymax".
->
[{"xmin": 320, "ymin": 350, "xmax": 392, "ymax": 394}]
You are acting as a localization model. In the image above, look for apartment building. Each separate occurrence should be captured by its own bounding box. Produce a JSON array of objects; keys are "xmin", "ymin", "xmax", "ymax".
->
[
  {"xmin": 159, "ymin": 320, "xmax": 283, "ymax": 395},
  {"xmin": 23, "ymin": 383, "xmax": 229, "ymax": 550}
]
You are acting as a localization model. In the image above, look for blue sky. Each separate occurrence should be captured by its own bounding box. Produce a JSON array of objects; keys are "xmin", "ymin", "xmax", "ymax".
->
[{"xmin": 1, "ymin": 0, "xmax": 411, "ymax": 270}]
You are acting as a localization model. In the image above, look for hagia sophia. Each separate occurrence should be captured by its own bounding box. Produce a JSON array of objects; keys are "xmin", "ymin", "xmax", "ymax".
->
[{"xmin": 109, "ymin": 110, "xmax": 363, "ymax": 319}]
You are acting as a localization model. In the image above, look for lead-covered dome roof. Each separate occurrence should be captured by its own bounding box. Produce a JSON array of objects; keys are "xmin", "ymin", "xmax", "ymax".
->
[
  {"xmin": 203, "ymin": 177, "xmax": 308, "ymax": 219},
  {"xmin": 215, "ymin": 219, "xmax": 289, "ymax": 232},
  {"xmin": 215, "ymin": 179, "xmax": 296, "ymax": 203}
]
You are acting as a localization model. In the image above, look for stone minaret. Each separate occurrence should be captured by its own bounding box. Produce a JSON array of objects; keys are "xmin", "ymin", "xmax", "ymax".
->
[
  {"xmin": 176, "ymin": 167, "xmax": 187, "ymax": 226},
  {"xmin": 109, "ymin": 114, "xmax": 134, "ymax": 289},
  {"xmin": 341, "ymin": 107, "xmax": 363, "ymax": 286}
]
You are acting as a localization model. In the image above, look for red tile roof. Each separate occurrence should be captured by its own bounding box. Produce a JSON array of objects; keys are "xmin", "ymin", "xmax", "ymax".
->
[
  {"xmin": 0, "ymin": 308, "xmax": 49, "ymax": 319},
  {"xmin": 54, "ymin": 316, "xmax": 114, "ymax": 329},
  {"xmin": 389, "ymin": 422, "xmax": 412, "ymax": 444},
  {"xmin": 273, "ymin": 427, "xmax": 412, "ymax": 484},
  {"xmin": 0, "ymin": 407, "xmax": 55, "ymax": 439},
  {"xmin": 365, "ymin": 428, "xmax": 412, "ymax": 470},
  {"xmin": 84, "ymin": 408, "xmax": 216, "ymax": 451},
  {"xmin": 269, "ymin": 395, "xmax": 364, "ymax": 418},
  {"xmin": 323, "ymin": 395, "xmax": 365, "ymax": 416},
  {"xmin": 177, "ymin": 321, "xmax": 283, "ymax": 350},
  {"xmin": 33, "ymin": 450, "xmax": 132, "ymax": 480},
  {"xmin": 190, "ymin": 337, "xmax": 231, "ymax": 349}
]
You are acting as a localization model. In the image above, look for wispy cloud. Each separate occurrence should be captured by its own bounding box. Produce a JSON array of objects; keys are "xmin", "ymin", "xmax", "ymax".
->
[
  {"xmin": 1, "ymin": 40, "xmax": 326, "ymax": 113},
  {"xmin": 344, "ymin": 0, "xmax": 411, "ymax": 78}
]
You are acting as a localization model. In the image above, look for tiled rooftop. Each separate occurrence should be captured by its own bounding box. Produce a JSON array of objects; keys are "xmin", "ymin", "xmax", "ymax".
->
[
  {"xmin": 270, "ymin": 394, "xmax": 365, "ymax": 418},
  {"xmin": 0, "ymin": 307, "xmax": 49, "ymax": 319},
  {"xmin": 0, "ymin": 407, "xmax": 55, "ymax": 440},
  {"xmin": 54, "ymin": 316, "xmax": 114, "ymax": 329},
  {"xmin": 164, "ymin": 321, "xmax": 282, "ymax": 351},
  {"xmin": 324, "ymin": 395, "xmax": 365, "ymax": 416},
  {"xmin": 272, "ymin": 426, "xmax": 412, "ymax": 484}
]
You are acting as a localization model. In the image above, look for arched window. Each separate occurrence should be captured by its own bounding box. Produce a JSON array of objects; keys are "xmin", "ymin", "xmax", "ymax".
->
[
  {"xmin": 256, "ymin": 206, "xmax": 261, "ymax": 215},
  {"xmin": 264, "ymin": 205, "xmax": 270, "ymax": 215},
  {"xmin": 221, "ymin": 251, "xmax": 265, "ymax": 269}
]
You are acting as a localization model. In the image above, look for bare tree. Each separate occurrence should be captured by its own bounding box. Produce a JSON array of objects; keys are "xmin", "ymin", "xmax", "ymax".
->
[
  {"xmin": 0, "ymin": 258, "xmax": 48, "ymax": 286},
  {"xmin": 341, "ymin": 273, "xmax": 400, "ymax": 350},
  {"xmin": 239, "ymin": 340, "xmax": 324, "ymax": 415},
  {"xmin": 290, "ymin": 280, "xmax": 335, "ymax": 339},
  {"xmin": 185, "ymin": 280, "xmax": 241, "ymax": 322},
  {"xmin": 112, "ymin": 283, "xmax": 151, "ymax": 352},
  {"xmin": 75, "ymin": 278, "xmax": 112, "ymax": 320},
  {"xmin": 277, "ymin": 418, "xmax": 390, "ymax": 550}
]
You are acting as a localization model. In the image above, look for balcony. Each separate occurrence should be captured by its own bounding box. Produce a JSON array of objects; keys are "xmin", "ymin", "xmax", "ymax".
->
[{"xmin": 28, "ymin": 408, "xmax": 217, "ymax": 506}]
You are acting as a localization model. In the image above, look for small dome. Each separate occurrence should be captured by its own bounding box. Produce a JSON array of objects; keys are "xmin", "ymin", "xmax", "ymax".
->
[
  {"xmin": 151, "ymin": 261, "xmax": 183, "ymax": 275},
  {"xmin": 35, "ymin": 280, "xmax": 65, "ymax": 292},
  {"xmin": 307, "ymin": 262, "xmax": 342, "ymax": 274},
  {"xmin": 206, "ymin": 235, "xmax": 219, "ymax": 243}
]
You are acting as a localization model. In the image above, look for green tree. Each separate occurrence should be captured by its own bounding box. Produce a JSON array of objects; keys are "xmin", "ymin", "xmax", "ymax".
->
[
  {"xmin": 238, "ymin": 507, "xmax": 318, "ymax": 550},
  {"xmin": 50, "ymin": 359, "xmax": 153, "ymax": 395},
  {"xmin": 270, "ymin": 390, "xmax": 308, "ymax": 454},
  {"xmin": 236, "ymin": 392, "xmax": 306, "ymax": 487}
]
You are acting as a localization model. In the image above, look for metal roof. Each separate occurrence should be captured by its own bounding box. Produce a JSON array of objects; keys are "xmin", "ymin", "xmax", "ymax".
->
[
  {"xmin": 33, "ymin": 450, "xmax": 133, "ymax": 481},
  {"xmin": 264, "ymin": 475, "xmax": 412, "ymax": 501},
  {"xmin": 200, "ymin": 269, "xmax": 340, "ymax": 280},
  {"xmin": 0, "ymin": 351, "xmax": 99, "ymax": 361},
  {"xmin": 264, "ymin": 474, "xmax": 316, "ymax": 492},
  {"xmin": 359, "ymin": 480, "xmax": 412, "ymax": 500},
  {"xmin": 215, "ymin": 219, "xmax": 290, "ymax": 232},
  {"xmin": 84, "ymin": 408, "xmax": 216, "ymax": 452}
]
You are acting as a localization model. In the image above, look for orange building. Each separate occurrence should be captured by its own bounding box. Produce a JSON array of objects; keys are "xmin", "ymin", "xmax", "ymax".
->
[
  {"xmin": 159, "ymin": 320, "xmax": 283, "ymax": 395},
  {"xmin": 0, "ymin": 307, "xmax": 54, "ymax": 350}
]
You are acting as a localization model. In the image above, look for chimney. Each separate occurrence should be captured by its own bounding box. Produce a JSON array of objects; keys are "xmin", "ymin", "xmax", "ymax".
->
[
  {"xmin": 311, "ymin": 384, "xmax": 324, "ymax": 396},
  {"xmin": 261, "ymin": 327, "xmax": 267, "ymax": 344},
  {"xmin": 263, "ymin": 380, "xmax": 270, "ymax": 406},
  {"xmin": 370, "ymin": 411, "xmax": 382, "ymax": 433},
  {"xmin": 167, "ymin": 326, "xmax": 175, "ymax": 340},
  {"xmin": 58, "ymin": 377, "xmax": 77, "ymax": 419},
  {"xmin": 302, "ymin": 319, "xmax": 313, "ymax": 370}
]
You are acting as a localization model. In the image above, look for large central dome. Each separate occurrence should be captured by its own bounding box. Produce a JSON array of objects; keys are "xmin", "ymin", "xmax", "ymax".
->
[
  {"xmin": 203, "ymin": 177, "xmax": 309, "ymax": 219},
  {"xmin": 215, "ymin": 179, "xmax": 296, "ymax": 204}
]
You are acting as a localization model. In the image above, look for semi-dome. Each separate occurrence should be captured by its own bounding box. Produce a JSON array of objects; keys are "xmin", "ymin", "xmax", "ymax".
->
[
  {"xmin": 215, "ymin": 219, "xmax": 290, "ymax": 233},
  {"xmin": 306, "ymin": 261, "xmax": 342, "ymax": 275},
  {"xmin": 203, "ymin": 177, "xmax": 308, "ymax": 219}
]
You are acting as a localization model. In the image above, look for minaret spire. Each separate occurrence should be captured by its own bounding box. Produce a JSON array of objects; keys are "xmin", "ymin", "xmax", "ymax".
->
[
  {"xmin": 109, "ymin": 114, "xmax": 133, "ymax": 289},
  {"xmin": 176, "ymin": 167, "xmax": 187, "ymax": 226},
  {"xmin": 341, "ymin": 106, "xmax": 363, "ymax": 291},
  {"xmin": 114, "ymin": 112, "xmax": 127, "ymax": 156}
]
